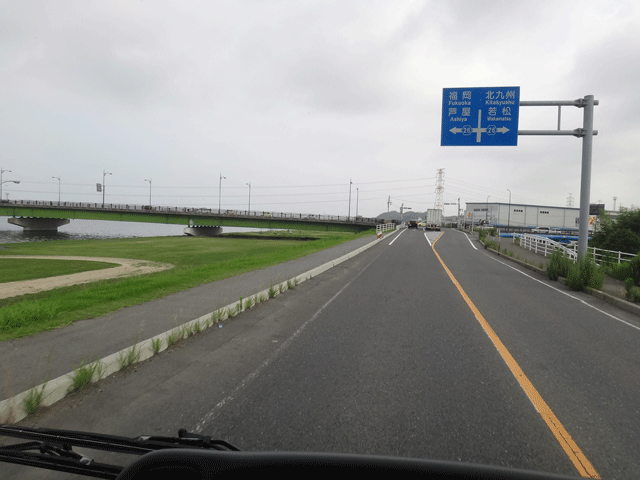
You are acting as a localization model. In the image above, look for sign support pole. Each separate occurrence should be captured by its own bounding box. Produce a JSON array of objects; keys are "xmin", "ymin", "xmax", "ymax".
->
[{"xmin": 518, "ymin": 96, "xmax": 598, "ymax": 259}]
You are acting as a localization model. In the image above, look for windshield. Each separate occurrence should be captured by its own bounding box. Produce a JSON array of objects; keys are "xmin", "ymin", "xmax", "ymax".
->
[{"xmin": 2, "ymin": 1, "xmax": 640, "ymax": 479}]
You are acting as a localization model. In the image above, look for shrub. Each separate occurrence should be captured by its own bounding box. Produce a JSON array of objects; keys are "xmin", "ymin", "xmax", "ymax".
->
[
  {"xmin": 484, "ymin": 240, "xmax": 499, "ymax": 251},
  {"xmin": 546, "ymin": 249, "xmax": 572, "ymax": 281},
  {"xmin": 566, "ymin": 256, "xmax": 604, "ymax": 292},
  {"xmin": 478, "ymin": 229, "xmax": 487, "ymax": 242},
  {"xmin": 628, "ymin": 254, "xmax": 640, "ymax": 286},
  {"xmin": 625, "ymin": 278, "xmax": 640, "ymax": 302}
]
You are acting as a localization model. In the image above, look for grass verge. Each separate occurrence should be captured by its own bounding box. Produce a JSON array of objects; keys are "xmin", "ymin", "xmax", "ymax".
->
[{"xmin": 0, "ymin": 230, "xmax": 374, "ymax": 340}]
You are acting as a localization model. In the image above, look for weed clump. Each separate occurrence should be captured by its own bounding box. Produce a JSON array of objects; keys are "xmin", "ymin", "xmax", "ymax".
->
[
  {"xmin": 117, "ymin": 344, "xmax": 141, "ymax": 370},
  {"xmin": 546, "ymin": 250, "xmax": 572, "ymax": 281},
  {"xmin": 566, "ymin": 256, "xmax": 604, "ymax": 292},
  {"xmin": 70, "ymin": 361, "xmax": 103, "ymax": 392},
  {"xmin": 24, "ymin": 385, "xmax": 46, "ymax": 415}
]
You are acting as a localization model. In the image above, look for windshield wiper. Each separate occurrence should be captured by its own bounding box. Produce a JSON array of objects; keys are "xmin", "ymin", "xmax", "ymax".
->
[{"xmin": 0, "ymin": 424, "xmax": 239, "ymax": 479}]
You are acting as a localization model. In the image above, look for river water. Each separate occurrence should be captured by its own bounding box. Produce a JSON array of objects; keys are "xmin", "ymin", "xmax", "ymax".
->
[{"xmin": 0, "ymin": 217, "xmax": 259, "ymax": 244}]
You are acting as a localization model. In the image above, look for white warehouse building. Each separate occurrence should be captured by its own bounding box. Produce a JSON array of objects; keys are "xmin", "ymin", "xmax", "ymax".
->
[{"xmin": 463, "ymin": 202, "xmax": 594, "ymax": 231}]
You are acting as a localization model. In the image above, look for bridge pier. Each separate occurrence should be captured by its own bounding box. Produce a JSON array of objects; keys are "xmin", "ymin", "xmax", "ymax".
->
[
  {"xmin": 183, "ymin": 226, "xmax": 223, "ymax": 237},
  {"xmin": 8, "ymin": 217, "xmax": 70, "ymax": 232}
]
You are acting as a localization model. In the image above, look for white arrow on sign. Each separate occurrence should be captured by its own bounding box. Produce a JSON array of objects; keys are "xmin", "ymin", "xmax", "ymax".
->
[{"xmin": 449, "ymin": 127, "xmax": 463, "ymax": 134}]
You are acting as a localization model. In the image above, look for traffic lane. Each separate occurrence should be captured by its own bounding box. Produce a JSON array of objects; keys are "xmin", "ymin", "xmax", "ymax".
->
[
  {"xmin": 202, "ymin": 228, "xmax": 576, "ymax": 475},
  {"xmin": 435, "ymin": 230, "xmax": 640, "ymax": 478}
]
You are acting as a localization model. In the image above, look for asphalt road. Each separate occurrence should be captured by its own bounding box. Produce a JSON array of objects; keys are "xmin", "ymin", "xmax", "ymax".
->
[{"xmin": 3, "ymin": 228, "xmax": 640, "ymax": 479}]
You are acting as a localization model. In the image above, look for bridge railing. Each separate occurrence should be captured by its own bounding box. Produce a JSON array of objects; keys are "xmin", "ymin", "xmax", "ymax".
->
[{"xmin": 1, "ymin": 199, "xmax": 380, "ymax": 225}]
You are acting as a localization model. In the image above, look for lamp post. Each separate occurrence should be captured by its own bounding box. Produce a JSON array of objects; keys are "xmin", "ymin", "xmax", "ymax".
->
[
  {"xmin": 246, "ymin": 182, "xmax": 251, "ymax": 212},
  {"xmin": 348, "ymin": 179, "xmax": 352, "ymax": 220},
  {"xmin": 507, "ymin": 189, "xmax": 512, "ymax": 233},
  {"xmin": 52, "ymin": 176, "xmax": 61, "ymax": 202},
  {"xmin": 102, "ymin": 170, "xmax": 112, "ymax": 206},
  {"xmin": 486, "ymin": 195, "xmax": 490, "ymax": 224},
  {"xmin": 0, "ymin": 179, "xmax": 20, "ymax": 202},
  {"xmin": 1, "ymin": 168, "xmax": 13, "ymax": 201},
  {"xmin": 356, "ymin": 187, "xmax": 359, "ymax": 218},
  {"xmin": 219, "ymin": 173, "xmax": 226, "ymax": 213},
  {"xmin": 145, "ymin": 178, "xmax": 152, "ymax": 206}
]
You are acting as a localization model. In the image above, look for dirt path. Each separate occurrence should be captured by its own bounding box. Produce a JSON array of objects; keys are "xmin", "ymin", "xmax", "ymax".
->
[{"xmin": 0, "ymin": 256, "xmax": 174, "ymax": 299}]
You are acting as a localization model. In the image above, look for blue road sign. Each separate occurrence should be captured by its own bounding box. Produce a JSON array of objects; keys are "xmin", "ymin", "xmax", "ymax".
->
[{"xmin": 441, "ymin": 86, "xmax": 520, "ymax": 146}]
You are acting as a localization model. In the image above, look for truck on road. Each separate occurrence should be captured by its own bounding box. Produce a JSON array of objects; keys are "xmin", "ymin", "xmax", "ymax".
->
[{"xmin": 425, "ymin": 209, "xmax": 443, "ymax": 231}]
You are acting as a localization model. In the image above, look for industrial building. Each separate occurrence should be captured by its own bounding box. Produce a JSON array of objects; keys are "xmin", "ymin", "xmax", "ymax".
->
[{"xmin": 463, "ymin": 202, "xmax": 600, "ymax": 232}]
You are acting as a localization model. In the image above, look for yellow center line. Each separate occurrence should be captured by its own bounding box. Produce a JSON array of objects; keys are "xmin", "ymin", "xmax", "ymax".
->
[{"xmin": 432, "ymin": 233, "xmax": 600, "ymax": 479}]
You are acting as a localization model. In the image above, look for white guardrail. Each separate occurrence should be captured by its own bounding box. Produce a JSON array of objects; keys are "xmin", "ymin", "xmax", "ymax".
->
[
  {"xmin": 376, "ymin": 223, "xmax": 397, "ymax": 237},
  {"xmin": 514, "ymin": 233, "xmax": 636, "ymax": 264}
]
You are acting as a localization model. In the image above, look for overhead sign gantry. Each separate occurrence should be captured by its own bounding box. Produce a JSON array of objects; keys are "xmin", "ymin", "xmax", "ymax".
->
[{"xmin": 440, "ymin": 86, "xmax": 598, "ymax": 258}]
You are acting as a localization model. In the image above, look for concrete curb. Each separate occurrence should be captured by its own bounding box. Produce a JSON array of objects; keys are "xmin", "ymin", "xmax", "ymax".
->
[{"xmin": 0, "ymin": 230, "xmax": 398, "ymax": 424}]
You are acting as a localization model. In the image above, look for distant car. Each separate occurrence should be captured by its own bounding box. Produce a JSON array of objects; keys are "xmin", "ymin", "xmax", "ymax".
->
[
  {"xmin": 407, "ymin": 220, "xmax": 418, "ymax": 229},
  {"xmin": 532, "ymin": 227, "xmax": 559, "ymax": 234}
]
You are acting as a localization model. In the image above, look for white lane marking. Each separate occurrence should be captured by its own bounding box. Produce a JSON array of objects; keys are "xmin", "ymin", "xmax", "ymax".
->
[
  {"xmin": 193, "ymin": 249, "xmax": 384, "ymax": 433},
  {"xmin": 486, "ymin": 254, "xmax": 640, "ymax": 332},
  {"xmin": 389, "ymin": 228, "xmax": 406, "ymax": 245},
  {"xmin": 454, "ymin": 229, "xmax": 478, "ymax": 250},
  {"xmin": 423, "ymin": 232, "xmax": 432, "ymax": 246}
]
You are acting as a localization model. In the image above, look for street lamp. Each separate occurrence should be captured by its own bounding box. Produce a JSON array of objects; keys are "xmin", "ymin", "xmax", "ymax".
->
[
  {"xmin": 507, "ymin": 189, "xmax": 512, "ymax": 233},
  {"xmin": 102, "ymin": 170, "xmax": 112, "ymax": 206},
  {"xmin": 1, "ymin": 168, "xmax": 14, "ymax": 201},
  {"xmin": 52, "ymin": 176, "xmax": 61, "ymax": 202},
  {"xmin": 246, "ymin": 182, "xmax": 251, "ymax": 212},
  {"xmin": 145, "ymin": 178, "xmax": 152, "ymax": 206},
  {"xmin": 219, "ymin": 173, "xmax": 226, "ymax": 213},
  {"xmin": 486, "ymin": 195, "xmax": 490, "ymax": 224},
  {"xmin": 348, "ymin": 179, "xmax": 353, "ymax": 220},
  {"xmin": 0, "ymin": 179, "xmax": 20, "ymax": 202}
]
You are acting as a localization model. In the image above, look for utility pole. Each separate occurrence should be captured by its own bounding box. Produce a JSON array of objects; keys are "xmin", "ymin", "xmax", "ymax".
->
[{"xmin": 387, "ymin": 196, "xmax": 392, "ymax": 212}]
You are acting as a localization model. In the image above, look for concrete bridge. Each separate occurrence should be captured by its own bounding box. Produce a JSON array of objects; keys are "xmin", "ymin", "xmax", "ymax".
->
[{"xmin": 0, "ymin": 200, "xmax": 378, "ymax": 236}]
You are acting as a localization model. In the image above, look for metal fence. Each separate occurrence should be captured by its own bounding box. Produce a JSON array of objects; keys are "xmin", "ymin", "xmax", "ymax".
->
[{"xmin": 514, "ymin": 233, "xmax": 636, "ymax": 264}]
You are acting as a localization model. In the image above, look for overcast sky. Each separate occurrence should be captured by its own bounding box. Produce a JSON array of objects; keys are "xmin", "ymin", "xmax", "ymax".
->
[{"xmin": 1, "ymin": 0, "xmax": 638, "ymax": 218}]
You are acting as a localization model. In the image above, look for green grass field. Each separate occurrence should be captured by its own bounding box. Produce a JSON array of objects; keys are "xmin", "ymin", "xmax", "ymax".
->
[
  {"xmin": 0, "ymin": 230, "xmax": 374, "ymax": 340},
  {"xmin": 0, "ymin": 258, "xmax": 119, "ymax": 283}
]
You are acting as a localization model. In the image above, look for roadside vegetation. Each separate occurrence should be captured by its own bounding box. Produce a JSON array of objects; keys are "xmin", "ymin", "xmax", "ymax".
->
[
  {"xmin": 475, "ymin": 221, "xmax": 640, "ymax": 301},
  {"xmin": 0, "ymin": 230, "xmax": 374, "ymax": 340}
]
